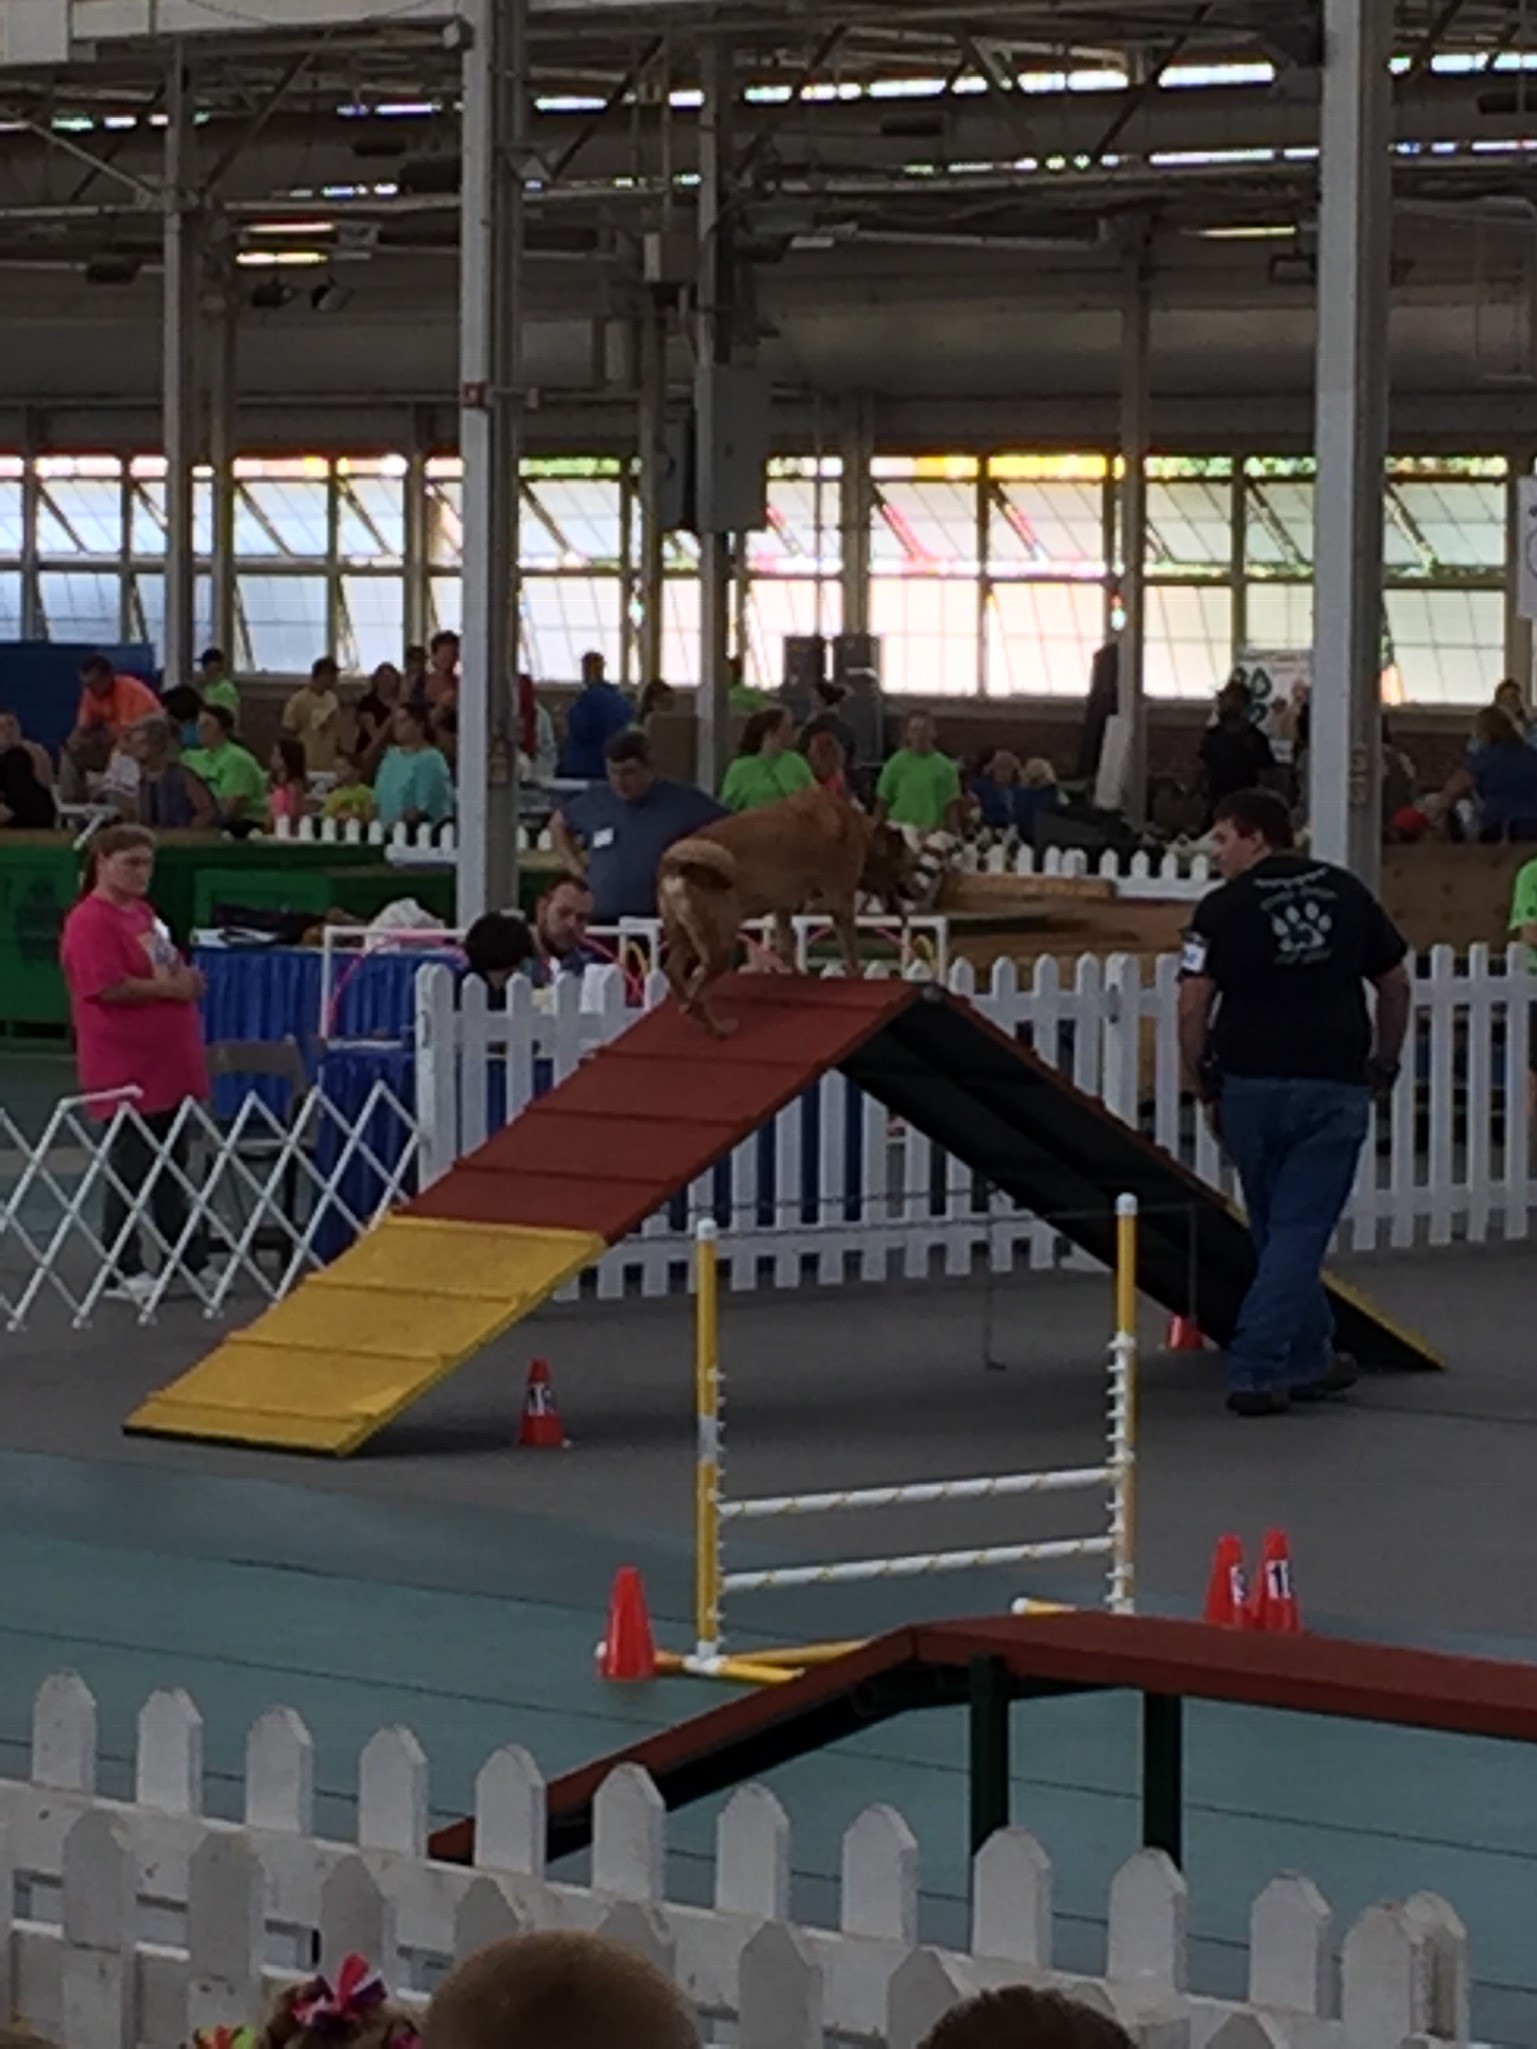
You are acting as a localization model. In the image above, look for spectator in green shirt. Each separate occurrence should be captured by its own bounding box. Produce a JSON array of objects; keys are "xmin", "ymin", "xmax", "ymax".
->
[
  {"xmin": 183, "ymin": 703, "xmax": 267, "ymax": 827},
  {"xmin": 1510, "ymin": 855, "xmax": 1537, "ymax": 1124},
  {"xmin": 875, "ymin": 713, "xmax": 963, "ymax": 833},
  {"xmin": 197, "ymin": 647, "xmax": 240, "ymax": 723},
  {"xmin": 720, "ymin": 708, "xmax": 816, "ymax": 812}
]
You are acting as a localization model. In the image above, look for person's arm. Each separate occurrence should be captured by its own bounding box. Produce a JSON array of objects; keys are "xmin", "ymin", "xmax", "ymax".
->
[
  {"xmin": 873, "ymin": 757, "xmax": 897, "ymax": 828},
  {"xmin": 720, "ymin": 760, "xmax": 747, "ymax": 811},
  {"xmin": 1177, "ymin": 974, "xmax": 1216, "ymax": 1089},
  {"xmin": 99, "ymin": 965, "xmax": 203, "ymax": 1006},
  {"xmin": 549, "ymin": 810, "xmax": 586, "ymax": 876},
  {"xmin": 1372, "ymin": 961, "xmax": 1411, "ymax": 1071},
  {"xmin": 183, "ymin": 769, "xmax": 216, "ymax": 830},
  {"xmin": 1440, "ymin": 764, "xmax": 1474, "ymax": 808}
]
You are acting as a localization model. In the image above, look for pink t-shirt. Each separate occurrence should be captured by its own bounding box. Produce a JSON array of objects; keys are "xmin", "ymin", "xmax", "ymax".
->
[
  {"xmin": 269, "ymin": 781, "xmax": 306, "ymax": 825},
  {"xmin": 59, "ymin": 894, "xmax": 209, "ymax": 1118}
]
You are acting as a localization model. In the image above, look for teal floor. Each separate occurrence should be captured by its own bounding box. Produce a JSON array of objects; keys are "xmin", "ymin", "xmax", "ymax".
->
[{"xmin": 1, "ymin": 1090, "xmax": 1536, "ymax": 2033}]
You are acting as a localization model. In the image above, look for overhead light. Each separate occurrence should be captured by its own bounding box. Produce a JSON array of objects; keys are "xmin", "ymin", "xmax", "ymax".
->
[
  {"xmin": 236, "ymin": 249, "xmax": 329, "ymax": 268},
  {"xmin": 1199, "ymin": 223, "xmax": 1296, "ymax": 239},
  {"xmin": 246, "ymin": 219, "xmax": 336, "ymax": 236}
]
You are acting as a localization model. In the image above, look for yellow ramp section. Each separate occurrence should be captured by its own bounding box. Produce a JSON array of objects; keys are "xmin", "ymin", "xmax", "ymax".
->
[{"xmin": 124, "ymin": 1216, "xmax": 604, "ymax": 1456}]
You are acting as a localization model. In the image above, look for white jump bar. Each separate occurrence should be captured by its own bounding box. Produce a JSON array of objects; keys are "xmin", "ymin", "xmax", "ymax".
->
[
  {"xmin": 720, "ymin": 1465, "xmax": 1111, "ymax": 1521},
  {"xmin": 721, "ymin": 1534, "xmax": 1114, "ymax": 1593}
]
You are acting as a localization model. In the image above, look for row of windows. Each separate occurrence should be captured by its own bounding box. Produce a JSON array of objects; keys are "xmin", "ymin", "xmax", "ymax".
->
[{"xmin": 0, "ymin": 452, "xmax": 1515, "ymax": 702}]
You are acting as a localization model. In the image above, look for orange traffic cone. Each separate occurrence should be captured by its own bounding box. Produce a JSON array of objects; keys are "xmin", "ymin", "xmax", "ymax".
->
[
  {"xmin": 1166, "ymin": 1315, "xmax": 1207, "ymax": 1352},
  {"xmin": 1202, "ymin": 1534, "xmax": 1249, "ymax": 1627},
  {"xmin": 1248, "ymin": 1529, "xmax": 1302, "ymax": 1635},
  {"xmin": 518, "ymin": 1357, "xmax": 567, "ymax": 1450},
  {"xmin": 597, "ymin": 1566, "xmax": 657, "ymax": 1681}
]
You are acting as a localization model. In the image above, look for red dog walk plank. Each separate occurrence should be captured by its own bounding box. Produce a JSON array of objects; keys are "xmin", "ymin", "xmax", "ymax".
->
[{"xmin": 407, "ymin": 975, "xmax": 919, "ymax": 1240}]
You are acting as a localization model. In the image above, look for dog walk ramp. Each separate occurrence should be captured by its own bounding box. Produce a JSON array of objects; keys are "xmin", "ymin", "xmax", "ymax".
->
[{"xmin": 126, "ymin": 976, "xmax": 1440, "ymax": 1457}]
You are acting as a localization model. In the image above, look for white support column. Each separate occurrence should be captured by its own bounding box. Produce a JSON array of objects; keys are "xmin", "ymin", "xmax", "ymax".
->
[
  {"xmin": 636, "ymin": 294, "xmax": 668, "ymax": 688},
  {"xmin": 207, "ymin": 266, "xmax": 238, "ymax": 665},
  {"xmin": 839, "ymin": 389, "xmax": 873, "ymax": 641},
  {"xmin": 695, "ymin": 35, "xmax": 734, "ymax": 790},
  {"xmin": 162, "ymin": 51, "xmax": 198, "ymax": 688},
  {"xmin": 458, "ymin": 0, "xmax": 524, "ymax": 922},
  {"xmin": 1310, "ymin": 0, "xmax": 1391, "ymax": 884},
  {"xmin": 1117, "ymin": 224, "xmax": 1151, "ymax": 829}
]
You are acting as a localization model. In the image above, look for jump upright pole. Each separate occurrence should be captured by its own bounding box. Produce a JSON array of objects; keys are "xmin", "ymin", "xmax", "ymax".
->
[
  {"xmin": 694, "ymin": 1217, "xmax": 723, "ymax": 1665},
  {"xmin": 1109, "ymin": 1192, "xmax": 1139, "ymax": 1614}
]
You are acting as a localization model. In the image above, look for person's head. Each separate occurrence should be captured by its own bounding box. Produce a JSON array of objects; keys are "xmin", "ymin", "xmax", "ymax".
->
[
  {"xmin": 197, "ymin": 647, "xmax": 227, "ymax": 682},
  {"xmin": 985, "ymin": 747, "xmax": 1021, "ymax": 787},
  {"xmin": 462, "ymin": 911, "xmax": 535, "ymax": 992},
  {"xmin": 739, "ymin": 707, "xmax": 793, "ymax": 759},
  {"xmin": 404, "ymin": 642, "xmax": 429, "ymax": 677},
  {"xmin": 429, "ymin": 630, "xmax": 460, "ymax": 675},
  {"xmin": 241, "ymin": 1956, "xmax": 420, "ymax": 2049},
  {"xmin": 1494, "ymin": 678, "xmax": 1525, "ymax": 720},
  {"xmin": 1209, "ymin": 786, "xmax": 1296, "ymax": 879},
  {"xmin": 814, "ymin": 677, "xmax": 847, "ymax": 711},
  {"xmin": 1216, "ymin": 679, "xmax": 1252, "ymax": 726},
  {"xmin": 272, "ymin": 736, "xmax": 307, "ymax": 785},
  {"xmin": 163, "ymin": 684, "xmax": 203, "ymax": 728},
  {"xmin": 80, "ymin": 653, "xmax": 115, "ymax": 699},
  {"xmin": 423, "ymin": 1931, "xmax": 697, "ymax": 2049},
  {"xmin": 197, "ymin": 703, "xmax": 236, "ymax": 751},
  {"xmin": 916, "ymin": 1985, "xmax": 1134, "ymax": 2049},
  {"xmin": 580, "ymin": 649, "xmax": 608, "ymax": 690},
  {"xmin": 604, "ymin": 726, "xmax": 653, "ymax": 801},
  {"xmin": 311, "ymin": 656, "xmax": 340, "ymax": 691},
  {"xmin": 536, "ymin": 875, "xmax": 594, "ymax": 958},
  {"xmin": 904, "ymin": 712, "xmax": 937, "ymax": 755},
  {"xmin": 1023, "ymin": 756, "xmax": 1057, "ymax": 789},
  {"xmin": 86, "ymin": 822, "xmax": 156, "ymax": 902},
  {"xmin": 371, "ymin": 662, "xmax": 403, "ymax": 701},
  {"xmin": 806, "ymin": 728, "xmax": 846, "ymax": 785},
  {"xmin": 392, "ymin": 701, "xmax": 433, "ymax": 749},
  {"xmin": 128, "ymin": 713, "xmax": 174, "ymax": 769},
  {"xmin": 1476, "ymin": 705, "xmax": 1524, "ymax": 750},
  {"xmin": 0, "ymin": 708, "xmax": 21, "ymax": 753},
  {"xmin": 637, "ymin": 679, "xmax": 675, "ymax": 722}
]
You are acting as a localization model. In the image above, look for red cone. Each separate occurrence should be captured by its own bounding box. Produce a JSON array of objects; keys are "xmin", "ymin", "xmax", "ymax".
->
[
  {"xmin": 1248, "ymin": 1529, "xmax": 1302, "ymax": 1635},
  {"xmin": 518, "ymin": 1357, "xmax": 567, "ymax": 1450},
  {"xmin": 1202, "ymin": 1534, "xmax": 1249, "ymax": 1627},
  {"xmin": 597, "ymin": 1566, "xmax": 657, "ymax": 1681},
  {"xmin": 1166, "ymin": 1315, "xmax": 1207, "ymax": 1352}
]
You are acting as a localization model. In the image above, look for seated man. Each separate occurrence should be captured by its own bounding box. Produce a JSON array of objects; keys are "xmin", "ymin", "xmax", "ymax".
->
[
  {"xmin": 529, "ymin": 874, "xmax": 609, "ymax": 985},
  {"xmin": 60, "ymin": 654, "xmax": 159, "ymax": 803},
  {"xmin": 182, "ymin": 703, "xmax": 266, "ymax": 828},
  {"xmin": 550, "ymin": 730, "xmax": 724, "ymax": 921},
  {"xmin": 0, "ymin": 709, "xmax": 56, "ymax": 828}
]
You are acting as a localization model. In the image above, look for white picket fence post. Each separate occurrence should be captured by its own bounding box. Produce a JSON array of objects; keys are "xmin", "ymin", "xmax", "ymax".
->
[{"xmin": 0, "ymin": 1668, "xmax": 1485, "ymax": 2049}]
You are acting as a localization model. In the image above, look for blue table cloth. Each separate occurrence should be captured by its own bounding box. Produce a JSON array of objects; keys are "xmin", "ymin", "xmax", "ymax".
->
[{"xmin": 311, "ymin": 1043, "xmax": 419, "ymax": 1261}]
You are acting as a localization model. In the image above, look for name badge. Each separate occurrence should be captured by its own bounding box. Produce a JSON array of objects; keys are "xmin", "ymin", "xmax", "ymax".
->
[
  {"xmin": 1179, "ymin": 933, "xmax": 1209, "ymax": 975},
  {"xmin": 591, "ymin": 827, "xmax": 616, "ymax": 849}
]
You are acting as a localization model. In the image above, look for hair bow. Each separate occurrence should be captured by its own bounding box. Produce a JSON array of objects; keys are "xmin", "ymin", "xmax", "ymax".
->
[{"xmin": 292, "ymin": 1956, "xmax": 390, "ymax": 2035}]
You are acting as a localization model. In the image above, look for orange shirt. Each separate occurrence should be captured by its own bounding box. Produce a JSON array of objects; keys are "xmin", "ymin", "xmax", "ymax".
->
[{"xmin": 76, "ymin": 673, "xmax": 158, "ymax": 736}]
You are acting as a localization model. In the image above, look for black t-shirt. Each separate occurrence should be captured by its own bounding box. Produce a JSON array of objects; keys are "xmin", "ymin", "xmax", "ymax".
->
[{"xmin": 1182, "ymin": 855, "xmax": 1408, "ymax": 1083}]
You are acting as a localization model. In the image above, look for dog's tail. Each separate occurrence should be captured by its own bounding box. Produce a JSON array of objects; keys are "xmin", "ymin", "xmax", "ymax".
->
[{"xmin": 659, "ymin": 837, "xmax": 737, "ymax": 893}]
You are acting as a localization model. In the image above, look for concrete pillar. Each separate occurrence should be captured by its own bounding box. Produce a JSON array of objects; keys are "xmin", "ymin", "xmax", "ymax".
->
[
  {"xmin": 1504, "ymin": 455, "xmax": 1534, "ymax": 698},
  {"xmin": 1309, "ymin": 0, "xmax": 1391, "ymax": 884},
  {"xmin": 208, "ymin": 269, "xmax": 238, "ymax": 665},
  {"xmin": 1117, "ymin": 224, "xmax": 1152, "ymax": 828},
  {"xmin": 457, "ymin": 0, "xmax": 525, "ymax": 921},
  {"xmin": 839, "ymin": 390, "xmax": 873, "ymax": 641},
  {"xmin": 161, "ymin": 52, "xmax": 198, "ymax": 688},
  {"xmin": 635, "ymin": 296, "xmax": 668, "ymax": 688},
  {"xmin": 695, "ymin": 36, "xmax": 735, "ymax": 790}
]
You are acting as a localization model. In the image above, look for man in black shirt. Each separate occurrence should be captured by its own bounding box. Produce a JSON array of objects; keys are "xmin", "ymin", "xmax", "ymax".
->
[{"xmin": 1178, "ymin": 789, "xmax": 1411, "ymax": 1416}]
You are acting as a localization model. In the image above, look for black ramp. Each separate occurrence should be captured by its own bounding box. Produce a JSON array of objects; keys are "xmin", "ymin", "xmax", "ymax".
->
[{"xmin": 840, "ymin": 988, "xmax": 1442, "ymax": 1374}]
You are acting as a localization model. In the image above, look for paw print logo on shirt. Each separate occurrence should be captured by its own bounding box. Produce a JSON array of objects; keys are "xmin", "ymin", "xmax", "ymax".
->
[{"xmin": 1269, "ymin": 894, "xmax": 1333, "ymax": 963}]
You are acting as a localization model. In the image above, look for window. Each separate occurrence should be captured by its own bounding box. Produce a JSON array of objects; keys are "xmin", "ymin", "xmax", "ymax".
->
[
  {"xmin": 1145, "ymin": 585, "xmax": 1233, "ymax": 698},
  {"xmin": 37, "ymin": 458, "xmax": 122, "ymax": 558},
  {"xmin": 237, "ymin": 574, "xmax": 329, "ymax": 673},
  {"xmin": 337, "ymin": 460, "xmax": 406, "ymax": 564},
  {"xmin": 133, "ymin": 574, "xmax": 214, "ymax": 666},
  {"xmin": 986, "ymin": 582, "xmax": 1104, "ymax": 695},
  {"xmin": 235, "ymin": 460, "xmax": 330, "ymax": 559},
  {"xmin": 524, "ymin": 467, "xmax": 623, "ymax": 568},
  {"xmin": 986, "ymin": 459, "xmax": 1107, "ymax": 577},
  {"xmin": 1146, "ymin": 472, "xmax": 1232, "ymax": 577},
  {"xmin": 1385, "ymin": 589, "xmax": 1505, "ymax": 703},
  {"xmin": 871, "ymin": 459, "xmax": 980, "ymax": 572},
  {"xmin": 38, "ymin": 570, "xmax": 120, "ymax": 643},
  {"xmin": 871, "ymin": 577, "xmax": 979, "ymax": 694},
  {"xmin": 340, "ymin": 575, "xmax": 405, "ymax": 672},
  {"xmin": 521, "ymin": 576, "xmax": 622, "ymax": 682},
  {"xmin": 743, "ymin": 578, "xmax": 843, "ymax": 688}
]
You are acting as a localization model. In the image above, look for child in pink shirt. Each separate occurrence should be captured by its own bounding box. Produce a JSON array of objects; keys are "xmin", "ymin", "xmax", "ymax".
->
[
  {"xmin": 59, "ymin": 824, "xmax": 211, "ymax": 1304},
  {"xmin": 268, "ymin": 735, "xmax": 309, "ymax": 829}
]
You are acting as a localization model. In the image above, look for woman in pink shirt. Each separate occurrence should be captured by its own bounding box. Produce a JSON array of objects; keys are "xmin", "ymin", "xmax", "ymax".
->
[{"xmin": 59, "ymin": 824, "xmax": 211, "ymax": 1305}]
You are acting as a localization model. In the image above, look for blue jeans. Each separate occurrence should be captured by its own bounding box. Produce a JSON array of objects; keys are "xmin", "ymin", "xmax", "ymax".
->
[{"xmin": 1218, "ymin": 1077, "xmax": 1371, "ymax": 1394}]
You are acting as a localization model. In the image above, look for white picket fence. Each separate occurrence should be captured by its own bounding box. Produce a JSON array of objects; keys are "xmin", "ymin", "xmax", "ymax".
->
[
  {"xmin": 0, "ymin": 1670, "xmax": 1474, "ymax": 2049},
  {"xmin": 415, "ymin": 944, "xmax": 1537, "ymax": 1303},
  {"xmin": 264, "ymin": 813, "xmax": 1216, "ymax": 900}
]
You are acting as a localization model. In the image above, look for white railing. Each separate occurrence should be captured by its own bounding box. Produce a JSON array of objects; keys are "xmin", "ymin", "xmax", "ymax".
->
[
  {"xmin": 0, "ymin": 1084, "xmax": 418, "ymax": 1332},
  {"xmin": 0, "ymin": 1669, "xmax": 1474, "ymax": 2049},
  {"xmin": 416, "ymin": 944, "xmax": 1537, "ymax": 1300},
  {"xmin": 265, "ymin": 816, "xmax": 460, "ymax": 851}
]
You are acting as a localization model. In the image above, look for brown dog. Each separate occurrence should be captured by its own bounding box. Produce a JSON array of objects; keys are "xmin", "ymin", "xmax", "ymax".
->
[{"xmin": 657, "ymin": 787, "xmax": 908, "ymax": 1035}]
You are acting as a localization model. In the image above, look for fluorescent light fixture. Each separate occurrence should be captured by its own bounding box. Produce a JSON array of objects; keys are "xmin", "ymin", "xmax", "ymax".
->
[
  {"xmin": 247, "ymin": 219, "xmax": 335, "ymax": 236},
  {"xmin": 1200, "ymin": 223, "xmax": 1295, "ymax": 239},
  {"xmin": 236, "ymin": 249, "xmax": 329, "ymax": 268}
]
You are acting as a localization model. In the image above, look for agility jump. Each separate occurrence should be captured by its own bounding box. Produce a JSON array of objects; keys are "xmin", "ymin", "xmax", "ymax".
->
[{"xmin": 654, "ymin": 1197, "xmax": 1140, "ymax": 1688}]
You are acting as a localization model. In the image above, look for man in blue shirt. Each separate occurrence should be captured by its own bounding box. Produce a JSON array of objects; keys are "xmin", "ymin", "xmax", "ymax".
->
[
  {"xmin": 551, "ymin": 729, "xmax": 725, "ymax": 920},
  {"xmin": 558, "ymin": 650, "xmax": 635, "ymax": 780}
]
